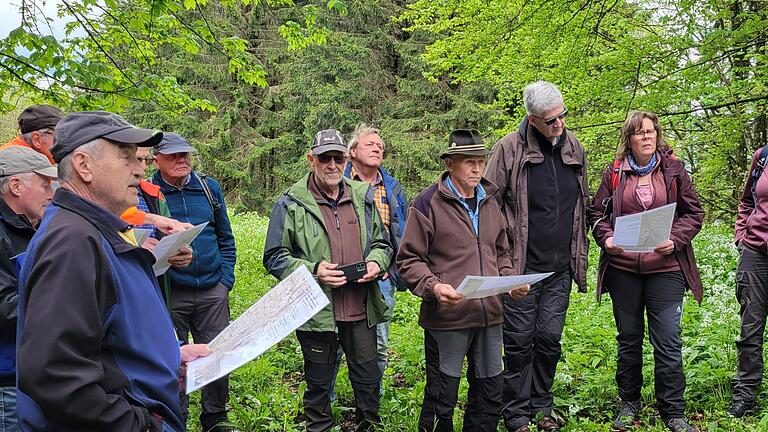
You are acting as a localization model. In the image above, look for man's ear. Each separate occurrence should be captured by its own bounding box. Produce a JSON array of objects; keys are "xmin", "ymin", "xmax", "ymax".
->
[
  {"xmin": 8, "ymin": 177, "xmax": 25, "ymax": 198},
  {"xmin": 70, "ymin": 151, "xmax": 95, "ymax": 183},
  {"xmin": 29, "ymin": 131, "xmax": 44, "ymax": 151}
]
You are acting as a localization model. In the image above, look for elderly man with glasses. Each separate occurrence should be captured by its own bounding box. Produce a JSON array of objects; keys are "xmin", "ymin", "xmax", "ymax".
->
[
  {"xmin": 0, "ymin": 105, "xmax": 64, "ymax": 164},
  {"xmin": 264, "ymin": 129, "xmax": 392, "ymax": 432},
  {"xmin": 151, "ymin": 133, "xmax": 237, "ymax": 432},
  {"xmin": 484, "ymin": 81, "xmax": 589, "ymax": 432}
]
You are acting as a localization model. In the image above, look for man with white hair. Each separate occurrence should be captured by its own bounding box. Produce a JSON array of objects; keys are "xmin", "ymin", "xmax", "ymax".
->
[
  {"xmin": 0, "ymin": 146, "xmax": 57, "ymax": 430},
  {"xmin": 485, "ymin": 81, "xmax": 589, "ymax": 432}
]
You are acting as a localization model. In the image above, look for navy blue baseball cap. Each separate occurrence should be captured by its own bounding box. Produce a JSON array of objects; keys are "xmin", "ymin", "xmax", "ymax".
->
[
  {"xmin": 153, "ymin": 132, "xmax": 196, "ymax": 154},
  {"xmin": 51, "ymin": 111, "xmax": 162, "ymax": 163}
]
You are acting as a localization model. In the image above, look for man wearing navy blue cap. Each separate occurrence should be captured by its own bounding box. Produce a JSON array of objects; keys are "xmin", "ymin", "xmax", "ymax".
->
[
  {"xmin": 15, "ymin": 111, "xmax": 211, "ymax": 432},
  {"xmin": 152, "ymin": 133, "xmax": 236, "ymax": 432}
]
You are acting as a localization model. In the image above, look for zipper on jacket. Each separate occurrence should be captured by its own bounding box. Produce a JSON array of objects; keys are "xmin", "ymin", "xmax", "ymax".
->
[
  {"xmin": 550, "ymin": 153, "xmax": 560, "ymax": 266},
  {"xmin": 333, "ymin": 207, "xmax": 340, "ymax": 230},
  {"xmin": 476, "ymin": 212, "xmax": 488, "ymax": 328},
  {"xmin": 289, "ymin": 194, "xmax": 337, "ymax": 331}
]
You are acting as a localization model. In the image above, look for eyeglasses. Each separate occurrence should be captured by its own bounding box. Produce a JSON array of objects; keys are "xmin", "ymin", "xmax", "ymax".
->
[
  {"xmin": 317, "ymin": 154, "xmax": 345, "ymax": 164},
  {"xmin": 538, "ymin": 108, "xmax": 568, "ymax": 126},
  {"xmin": 138, "ymin": 156, "xmax": 156, "ymax": 164},
  {"xmin": 632, "ymin": 129, "xmax": 657, "ymax": 138}
]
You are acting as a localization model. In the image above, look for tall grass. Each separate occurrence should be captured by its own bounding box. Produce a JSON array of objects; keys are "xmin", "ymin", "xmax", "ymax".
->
[{"xmin": 187, "ymin": 216, "xmax": 761, "ymax": 431}]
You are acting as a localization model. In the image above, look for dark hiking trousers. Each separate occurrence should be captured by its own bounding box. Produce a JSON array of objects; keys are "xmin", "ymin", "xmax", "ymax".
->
[
  {"xmin": 172, "ymin": 281, "xmax": 231, "ymax": 426},
  {"xmin": 297, "ymin": 320, "xmax": 381, "ymax": 432},
  {"xmin": 732, "ymin": 244, "xmax": 768, "ymax": 402},
  {"xmin": 606, "ymin": 268, "xmax": 686, "ymax": 418},
  {"xmin": 502, "ymin": 269, "xmax": 570, "ymax": 430},
  {"xmin": 420, "ymin": 325, "xmax": 504, "ymax": 432}
]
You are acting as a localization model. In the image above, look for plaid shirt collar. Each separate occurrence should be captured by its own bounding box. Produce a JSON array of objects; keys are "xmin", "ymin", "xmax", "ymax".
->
[{"xmin": 349, "ymin": 165, "xmax": 383, "ymax": 186}]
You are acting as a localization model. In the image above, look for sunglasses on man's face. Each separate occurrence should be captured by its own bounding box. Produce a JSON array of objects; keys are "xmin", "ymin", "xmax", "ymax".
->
[
  {"xmin": 317, "ymin": 154, "xmax": 345, "ymax": 164},
  {"xmin": 540, "ymin": 108, "xmax": 569, "ymax": 126}
]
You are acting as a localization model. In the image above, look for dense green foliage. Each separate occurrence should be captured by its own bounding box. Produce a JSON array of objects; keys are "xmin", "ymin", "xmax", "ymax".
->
[
  {"xmin": 212, "ymin": 215, "xmax": 754, "ymax": 431},
  {"xmin": 8, "ymin": 1, "xmax": 765, "ymax": 219}
]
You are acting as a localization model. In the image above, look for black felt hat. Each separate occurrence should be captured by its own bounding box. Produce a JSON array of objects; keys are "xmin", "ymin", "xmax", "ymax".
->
[{"xmin": 440, "ymin": 129, "xmax": 491, "ymax": 159}]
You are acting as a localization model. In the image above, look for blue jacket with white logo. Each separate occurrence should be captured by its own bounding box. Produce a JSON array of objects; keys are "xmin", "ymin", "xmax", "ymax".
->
[
  {"xmin": 152, "ymin": 171, "xmax": 237, "ymax": 290},
  {"xmin": 16, "ymin": 189, "xmax": 183, "ymax": 431}
]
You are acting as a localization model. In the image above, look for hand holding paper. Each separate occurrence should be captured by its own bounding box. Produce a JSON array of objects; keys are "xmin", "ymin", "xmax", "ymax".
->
[
  {"xmin": 152, "ymin": 222, "xmax": 207, "ymax": 276},
  {"xmin": 434, "ymin": 283, "xmax": 464, "ymax": 305},
  {"xmin": 613, "ymin": 203, "xmax": 676, "ymax": 253},
  {"xmin": 455, "ymin": 273, "xmax": 553, "ymax": 300}
]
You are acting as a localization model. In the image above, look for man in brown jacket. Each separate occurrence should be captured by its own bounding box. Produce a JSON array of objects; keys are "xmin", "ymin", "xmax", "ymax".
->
[
  {"xmin": 397, "ymin": 129, "xmax": 528, "ymax": 432},
  {"xmin": 484, "ymin": 81, "xmax": 589, "ymax": 432}
]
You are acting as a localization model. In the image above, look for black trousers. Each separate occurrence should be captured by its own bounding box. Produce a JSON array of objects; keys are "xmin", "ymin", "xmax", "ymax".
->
[
  {"xmin": 171, "ymin": 282, "xmax": 231, "ymax": 426},
  {"xmin": 297, "ymin": 320, "xmax": 381, "ymax": 432},
  {"xmin": 606, "ymin": 268, "xmax": 686, "ymax": 418},
  {"xmin": 732, "ymin": 244, "xmax": 768, "ymax": 402},
  {"xmin": 420, "ymin": 326, "xmax": 504, "ymax": 432},
  {"xmin": 502, "ymin": 269, "xmax": 570, "ymax": 430}
]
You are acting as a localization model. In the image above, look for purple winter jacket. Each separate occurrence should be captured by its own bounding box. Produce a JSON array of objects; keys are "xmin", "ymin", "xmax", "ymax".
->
[{"xmin": 588, "ymin": 150, "xmax": 705, "ymax": 303}]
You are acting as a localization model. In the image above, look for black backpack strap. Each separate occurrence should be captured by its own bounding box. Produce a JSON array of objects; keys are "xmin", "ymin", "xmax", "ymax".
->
[
  {"xmin": 194, "ymin": 172, "xmax": 222, "ymax": 217},
  {"xmin": 751, "ymin": 144, "xmax": 768, "ymax": 203}
]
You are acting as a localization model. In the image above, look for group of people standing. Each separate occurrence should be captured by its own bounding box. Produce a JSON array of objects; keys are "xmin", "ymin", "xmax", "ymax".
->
[
  {"xmin": 0, "ymin": 78, "xmax": 765, "ymax": 432},
  {"xmin": 0, "ymin": 108, "xmax": 237, "ymax": 431},
  {"xmin": 263, "ymin": 80, "xmax": 768, "ymax": 432}
]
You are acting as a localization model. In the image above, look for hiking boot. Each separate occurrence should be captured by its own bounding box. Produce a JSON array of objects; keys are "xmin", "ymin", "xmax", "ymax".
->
[
  {"xmin": 612, "ymin": 400, "xmax": 640, "ymax": 431},
  {"xmin": 536, "ymin": 415, "xmax": 560, "ymax": 431},
  {"xmin": 727, "ymin": 399, "xmax": 754, "ymax": 418},
  {"xmin": 663, "ymin": 417, "xmax": 695, "ymax": 432},
  {"xmin": 510, "ymin": 426, "xmax": 531, "ymax": 432}
]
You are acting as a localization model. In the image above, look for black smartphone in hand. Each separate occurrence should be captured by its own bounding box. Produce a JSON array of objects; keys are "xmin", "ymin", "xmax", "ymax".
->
[{"xmin": 338, "ymin": 261, "xmax": 367, "ymax": 281}]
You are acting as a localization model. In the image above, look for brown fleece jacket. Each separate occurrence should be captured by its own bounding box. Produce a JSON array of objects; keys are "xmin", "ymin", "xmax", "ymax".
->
[{"xmin": 396, "ymin": 173, "xmax": 514, "ymax": 330}]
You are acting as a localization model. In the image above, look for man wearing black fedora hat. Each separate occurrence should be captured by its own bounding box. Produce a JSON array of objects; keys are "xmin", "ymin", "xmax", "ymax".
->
[
  {"xmin": 397, "ymin": 129, "xmax": 529, "ymax": 432},
  {"xmin": 485, "ymin": 81, "xmax": 589, "ymax": 432}
]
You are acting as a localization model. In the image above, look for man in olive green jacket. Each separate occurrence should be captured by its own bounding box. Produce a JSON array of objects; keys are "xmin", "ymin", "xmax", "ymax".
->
[{"xmin": 263, "ymin": 129, "xmax": 391, "ymax": 432}]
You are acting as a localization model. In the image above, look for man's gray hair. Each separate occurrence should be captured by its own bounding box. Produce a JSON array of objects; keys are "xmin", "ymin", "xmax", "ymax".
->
[
  {"xmin": 348, "ymin": 124, "xmax": 383, "ymax": 152},
  {"xmin": 57, "ymin": 139, "xmax": 103, "ymax": 182},
  {"xmin": 523, "ymin": 81, "xmax": 564, "ymax": 117},
  {"xmin": 19, "ymin": 132, "xmax": 34, "ymax": 145},
  {"xmin": 0, "ymin": 172, "xmax": 33, "ymax": 195}
]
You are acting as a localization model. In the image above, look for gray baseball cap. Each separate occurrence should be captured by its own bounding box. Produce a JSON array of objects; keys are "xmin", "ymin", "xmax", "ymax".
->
[
  {"xmin": 311, "ymin": 129, "xmax": 346, "ymax": 155},
  {"xmin": 51, "ymin": 111, "xmax": 163, "ymax": 163},
  {"xmin": 153, "ymin": 132, "xmax": 196, "ymax": 155},
  {"xmin": 0, "ymin": 146, "xmax": 58, "ymax": 178}
]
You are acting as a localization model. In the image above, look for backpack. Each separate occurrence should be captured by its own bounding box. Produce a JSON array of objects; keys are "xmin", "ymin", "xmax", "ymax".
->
[
  {"xmin": 750, "ymin": 144, "xmax": 768, "ymax": 203},
  {"xmin": 193, "ymin": 172, "xmax": 223, "ymax": 221}
]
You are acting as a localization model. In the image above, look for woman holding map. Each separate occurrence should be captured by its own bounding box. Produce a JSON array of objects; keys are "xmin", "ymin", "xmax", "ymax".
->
[{"xmin": 588, "ymin": 110, "xmax": 704, "ymax": 432}]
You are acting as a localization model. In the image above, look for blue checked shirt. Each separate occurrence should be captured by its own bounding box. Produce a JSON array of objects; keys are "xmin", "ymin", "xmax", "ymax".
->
[
  {"xmin": 444, "ymin": 176, "xmax": 486, "ymax": 235},
  {"xmin": 135, "ymin": 189, "xmax": 157, "ymax": 238}
]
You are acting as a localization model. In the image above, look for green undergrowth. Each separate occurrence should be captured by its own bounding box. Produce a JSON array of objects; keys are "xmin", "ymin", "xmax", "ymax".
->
[{"xmin": 186, "ymin": 215, "xmax": 764, "ymax": 431}]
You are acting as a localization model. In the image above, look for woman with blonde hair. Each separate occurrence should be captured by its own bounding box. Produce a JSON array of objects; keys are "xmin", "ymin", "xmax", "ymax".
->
[{"xmin": 589, "ymin": 111, "xmax": 704, "ymax": 432}]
